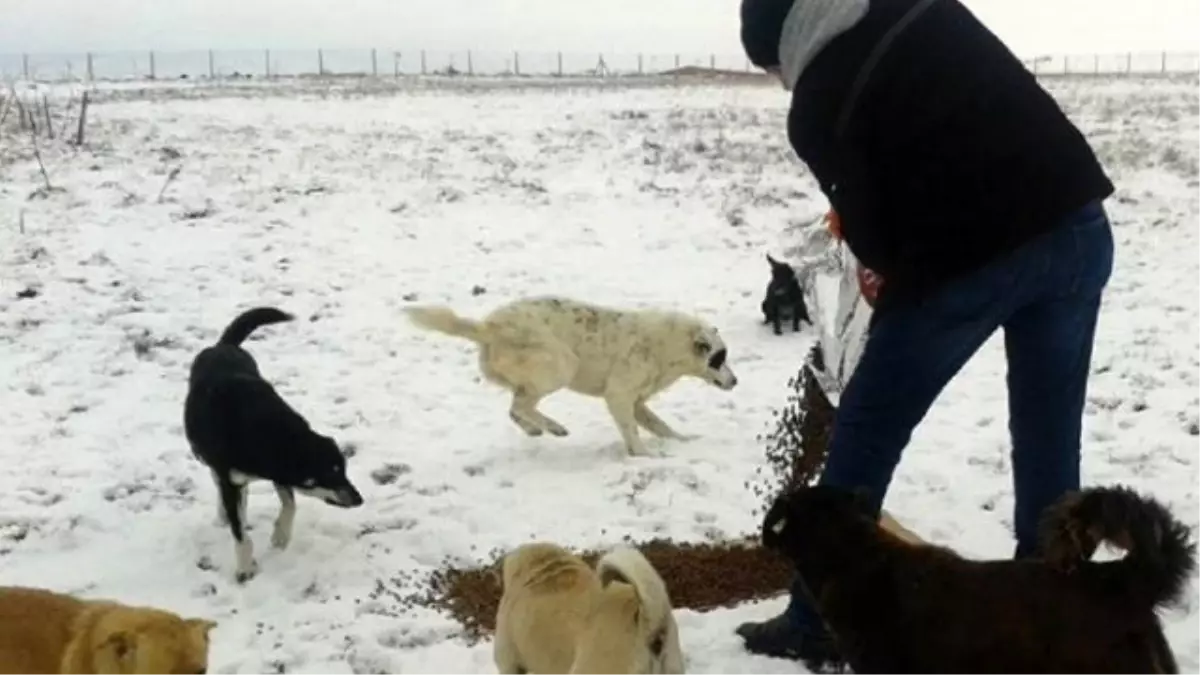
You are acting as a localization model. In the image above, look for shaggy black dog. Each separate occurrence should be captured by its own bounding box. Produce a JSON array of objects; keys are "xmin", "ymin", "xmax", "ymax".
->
[
  {"xmin": 761, "ymin": 254, "xmax": 810, "ymax": 335},
  {"xmin": 762, "ymin": 485, "xmax": 1195, "ymax": 674}
]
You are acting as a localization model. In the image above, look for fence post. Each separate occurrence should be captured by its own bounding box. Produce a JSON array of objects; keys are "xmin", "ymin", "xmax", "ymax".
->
[
  {"xmin": 1126, "ymin": 52, "xmax": 1132, "ymax": 74},
  {"xmin": 513, "ymin": 51, "xmax": 520, "ymax": 76},
  {"xmin": 557, "ymin": 52, "xmax": 563, "ymax": 77},
  {"xmin": 394, "ymin": 52, "xmax": 400, "ymax": 78},
  {"xmin": 709, "ymin": 54, "xmax": 715, "ymax": 70},
  {"xmin": 674, "ymin": 53, "xmax": 680, "ymax": 70},
  {"xmin": 149, "ymin": 51, "xmax": 156, "ymax": 79},
  {"xmin": 86, "ymin": 52, "xmax": 94, "ymax": 81},
  {"xmin": 637, "ymin": 53, "xmax": 643, "ymax": 75},
  {"xmin": 467, "ymin": 50, "xmax": 474, "ymax": 76},
  {"xmin": 208, "ymin": 49, "xmax": 215, "ymax": 79},
  {"xmin": 22, "ymin": 53, "xmax": 29, "ymax": 80},
  {"xmin": 264, "ymin": 49, "xmax": 271, "ymax": 78},
  {"xmin": 1161, "ymin": 51, "xmax": 1167, "ymax": 74},
  {"xmin": 371, "ymin": 48, "xmax": 378, "ymax": 77},
  {"xmin": 420, "ymin": 50, "xmax": 427, "ymax": 75},
  {"xmin": 1093, "ymin": 54, "xmax": 1099, "ymax": 75},
  {"xmin": 318, "ymin": 48, "xmax": 325, "ymax": 76}
]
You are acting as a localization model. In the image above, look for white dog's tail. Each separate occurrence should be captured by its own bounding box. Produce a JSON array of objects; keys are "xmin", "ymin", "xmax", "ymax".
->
[
  {"xmin": 596, "ymin": 546, "xmax": 686, "ymax": 674},
  {"xmin": 404, "ymin": 305, "xmax": 484, "ymax": 343}
]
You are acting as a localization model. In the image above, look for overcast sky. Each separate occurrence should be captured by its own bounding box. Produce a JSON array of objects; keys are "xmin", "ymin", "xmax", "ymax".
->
[{"xmin": 2, "ymin": 0, "xmax": 1197, "ymax": 58}]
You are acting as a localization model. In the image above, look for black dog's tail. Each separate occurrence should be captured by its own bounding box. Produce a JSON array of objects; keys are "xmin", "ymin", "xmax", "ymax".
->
[
  {"xmin": 217, "ymin": 307, "xmax": 294, "ymax": 347},
  {"xmin": 1039, "ymin": 485, "xmax": 1196, "ymax": 610}
]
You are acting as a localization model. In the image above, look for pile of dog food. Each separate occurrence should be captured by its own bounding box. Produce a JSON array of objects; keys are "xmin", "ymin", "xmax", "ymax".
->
[
  {"xmin": 419, "ymin": 538, "xmax": 796, "ymax": 641},
  {"xmin": 416, "ymin": 349, "xmax": 834, "ymax": 641}
]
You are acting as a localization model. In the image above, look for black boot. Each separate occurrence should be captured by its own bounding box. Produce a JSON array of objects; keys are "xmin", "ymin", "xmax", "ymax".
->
[{"xmin": 735, "ymin": 613, "xmax": 843, "ymax": 670}]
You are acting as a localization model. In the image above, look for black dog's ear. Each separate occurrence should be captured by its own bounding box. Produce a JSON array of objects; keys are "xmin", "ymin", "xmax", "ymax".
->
[{"xmin": 766, "ymin": 253, "xmax": 779, "ymax": 266}]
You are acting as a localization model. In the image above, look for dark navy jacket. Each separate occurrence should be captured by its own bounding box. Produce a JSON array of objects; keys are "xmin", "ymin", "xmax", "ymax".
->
[{"xmin": 785, "ymin": 0, "xmax": 1114, "ymax": 311}]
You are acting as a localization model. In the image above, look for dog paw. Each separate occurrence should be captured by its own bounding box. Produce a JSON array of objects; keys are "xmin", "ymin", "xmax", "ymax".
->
[
  {"xmin": 544, "ymin": 422, "xmax": 569, "ymax": 437},
  {"xmin": 626, "ymin": 445, "xmax": 661, "ymax": 458},
  {"xmin": 235, "ymin": 561, "xmax": 259, "ymax": 584}
]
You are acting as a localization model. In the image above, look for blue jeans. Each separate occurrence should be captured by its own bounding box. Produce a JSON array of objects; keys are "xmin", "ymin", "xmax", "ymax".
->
[{"xmin": 786, "ymin": 200, "xmax": 1114, "ymax": 631}]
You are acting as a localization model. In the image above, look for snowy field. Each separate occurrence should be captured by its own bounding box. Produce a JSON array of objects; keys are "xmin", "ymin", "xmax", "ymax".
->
[{"xmin": 1, "ymin": 75, "xmax": 1197, "ymax": 673}]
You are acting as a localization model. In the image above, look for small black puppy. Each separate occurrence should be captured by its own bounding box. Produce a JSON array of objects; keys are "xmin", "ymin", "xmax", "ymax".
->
[
  {"xmin": 184, "ymin": 307, "xmax": 364, "ymax": 583},
  {"xmin": 761, "ymin": 254, "xmax": 811, "ymax": 335}
]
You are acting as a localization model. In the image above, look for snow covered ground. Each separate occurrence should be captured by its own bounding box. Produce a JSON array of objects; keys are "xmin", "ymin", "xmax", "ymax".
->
[{"xmin": 1, "ymin": 75, "xmax": 1197, "ymax": 673}]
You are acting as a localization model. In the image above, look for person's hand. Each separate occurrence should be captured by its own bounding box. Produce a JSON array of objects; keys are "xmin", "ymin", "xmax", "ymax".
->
[
  {"xmin": 826, "ymin": 209, "xmax": 884, "ymax": 306},
  {"xmin": 858, "ymin": 264, "xmax": 883, "ymax": 307},
  {"xmin": 824, "ymin": 209, "xmax": 843, "ymax": 241}
]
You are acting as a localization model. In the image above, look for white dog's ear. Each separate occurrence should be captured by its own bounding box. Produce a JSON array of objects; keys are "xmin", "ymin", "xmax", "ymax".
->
[{"xmin": 693, "ymin": 337, "xmax": 712, "ymax": 356}]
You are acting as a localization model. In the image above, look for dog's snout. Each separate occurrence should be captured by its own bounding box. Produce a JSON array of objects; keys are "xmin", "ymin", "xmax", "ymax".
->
[
  {"xmin": 325, "ymin": 487, "xmax": 364, "ymax": 508},
  {"xmin": 728, "ymin": 375, "xmax": 739, "ymax": 388}
]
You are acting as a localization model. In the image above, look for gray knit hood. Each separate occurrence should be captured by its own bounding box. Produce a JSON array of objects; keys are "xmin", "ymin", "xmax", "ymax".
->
[{"xmin": 777, "ymin": 0, "xmax": 869, "ymax": 90}]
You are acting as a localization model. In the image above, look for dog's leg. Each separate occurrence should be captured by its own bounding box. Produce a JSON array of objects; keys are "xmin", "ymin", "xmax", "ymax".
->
[
  {"xmin": 605, "ymin": 391, "xmax": 650, "ymax": 456},
  {"xmin": 271, "ymin": 484, "xmax": 296, "ymax": 550},
  {"xmin": 506, "ymin": 389, "xmax": 549, "ymax": 437},
  {"xmin": 510, "ymin": 388, "xmax": 569, "ymax": 437},
  {"xmin": 772, "ymin": 311, "xmax": 783, "ymax": 336},
  {"xmin": 792, "ymin": 309, "xmax": 802, "ymax": 332},
  {"xmin": 211, "ymin": 470, "xmax": 229, "ymax": 526},
  {"xmin": 217, "ymin": 478, "xmax": 257, "ymax": 583},
  {"xmin": 634, "ymin": 400, "xmax": 696, "ymax": 441}
]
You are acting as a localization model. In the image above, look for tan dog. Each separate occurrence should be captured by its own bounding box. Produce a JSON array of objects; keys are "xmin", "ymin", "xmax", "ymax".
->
[
  {"xmin": 494, "ymin": 542, "xmax": 685, "ymax": 674},
  {"xmin": 0, "ymin": 586, "xmax": 215, "ymax": 674},
  {"xmin": 405, "ymin": 296, "xmax": 738, "ymax": 457}
]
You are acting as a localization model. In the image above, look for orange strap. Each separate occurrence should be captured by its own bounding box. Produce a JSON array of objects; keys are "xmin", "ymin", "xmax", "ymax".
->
[{"xmin": 825, "ymin": 209, "xmax": 843, "ymax": 241}]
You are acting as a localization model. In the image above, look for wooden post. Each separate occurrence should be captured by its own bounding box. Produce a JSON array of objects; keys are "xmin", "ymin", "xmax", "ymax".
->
[
  {"xmin": 1093, "ymin": 54, "xmax": 1099, "ymax": 75},
  {"xmin": 674, "ymin": 53, "xmax": 680, "ymax": 70},
  {"xmin": 264, "ymin": 49, "xmax": 271, "ymax": 78},
  {"xmin": 75, "ymin": 91, "xmax": 89, "ymax": 146},
  {"xmin": 42, "ymin": 94, "xmax": 53, "ymax": 139},
  {"xmin": 420, "ymin": 50, "xmax": 427, "ymax": 75},
  {"xmin": 709, "ymin": 54, "xmax": 715, "ymax": 70},
  {"xmin": 149, "ymin": 51, "xmax": 156, "ymax": 79},
  {"xmin": 394, "ymin": 52, "xmax": 400, "ymax": 78},
  {"xmin": 1161, "ymin": 51, "xmax": 1168, "ymax": 74},
  {"xmin": 371, "ymin": 48, "xmax": 378, "ymax": 77},
  {"xmin": 467, "ymin": 50, "xmax": 473, "ymax": 76},
  {"xmin": 86, "ymin": 52, "xmax": 94, "ymax": 81},
  {"xmin": 318, "ymin": 48, "xmax": 325, "ymax": 76},
  {"xmin": 22, "ymin": 54, "xmax": 29, "ymax": 80},
  {"xmin": 637, "ymin": 53, "xmax": 643, "ymax": 75},
  {"xmin": 1126, "ymin": 52, "xmax": 1132, "ymax": 74},
  {"xmin": 208, "ymin": 50, "xmax": 215, "ymax": 79},
  {"xmin": 513, "ymin": 51, "xmax": 520, "ymax": 76},
  {"xmin": 556, "ymin": 51, "xmax": 563, "ymax": 77}
]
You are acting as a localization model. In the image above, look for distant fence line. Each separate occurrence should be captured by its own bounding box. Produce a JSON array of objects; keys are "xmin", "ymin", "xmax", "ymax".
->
[{"xmin": 2, "ymin": 48, "xmax": 1197, "ymax": 83}]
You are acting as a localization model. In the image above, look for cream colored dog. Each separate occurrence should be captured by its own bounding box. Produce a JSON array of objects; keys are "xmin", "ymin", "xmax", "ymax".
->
[
  {"xmin": 0, "ymin": 586, "xmax": 215, "ymax": 674},
  {"xmin": 404, "ymin": 296, "xmax": 738, "ymax": 456},
  {"xmin": 494, "ymin": 542, "xmax": 685, "ymax": 674}
]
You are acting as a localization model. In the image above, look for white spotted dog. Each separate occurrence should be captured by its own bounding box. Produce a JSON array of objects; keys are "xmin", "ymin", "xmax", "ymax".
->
[
  {"xmin": 404, "ymin": 296, "xmax": 738, "ymax": 456},
  {"xmin": 494, "ymin": 542, "xmax": 686, "ymax": 674}
]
